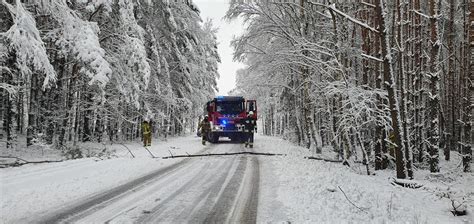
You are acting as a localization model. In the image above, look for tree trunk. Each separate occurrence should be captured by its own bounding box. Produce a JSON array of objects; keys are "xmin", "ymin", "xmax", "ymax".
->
[
  {"xmin": 376, "ymin": 0, "xmax": 407, "ymax": 179},
  {"xmin": 396, "ymin": 0, "xmax": 413, "ymax": 178},
  {"xmin": 428, "ymin": 0, "xmax": 440, "ymax": 173},
  {"xmin": 3, "ymin": 88, "xmax": 13, "ymax": 148},
  {"xmin": 462, "ymin": 0, "xmax": 473, "ymax": 172},
  {"xmin": 83, "ymin": 90, "xmax": 92, "ymax": 142},
  {"xmin": 22, "ymin": 72, "xmax": 30, "ymax": 137}
]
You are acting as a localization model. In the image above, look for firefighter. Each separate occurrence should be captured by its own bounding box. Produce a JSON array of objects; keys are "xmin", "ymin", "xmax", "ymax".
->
[
  {"xmin": 142, "ymin": 120, "xmax": 152, "ymax": 147},
  {"xmin": 198, "ymin": 115, "xmax": 211, "ymax": 145},
  {"xmin": 243, "ymin": 111, "xmax": 257, "ymax": 148}
]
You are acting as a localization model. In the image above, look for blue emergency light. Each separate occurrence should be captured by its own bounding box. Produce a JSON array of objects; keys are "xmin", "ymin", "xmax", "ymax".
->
[{"xmin": 221, "ymin": 120, "xmax": 227, "ymax": 126}]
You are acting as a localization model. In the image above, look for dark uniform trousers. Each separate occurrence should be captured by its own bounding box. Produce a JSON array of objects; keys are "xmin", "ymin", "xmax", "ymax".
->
[
  {"xmin": 245, "ymin": 130, "xmax": 254, "ymax": 147},
  {"xmin": 243, "ymin": 118, "xmax": 256, "ymax": 147}
]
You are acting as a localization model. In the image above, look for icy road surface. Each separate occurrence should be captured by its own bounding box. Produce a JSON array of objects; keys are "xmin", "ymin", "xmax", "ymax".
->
[{"xmin": 42, "ymin": 143, "xmax": 259, "ymax": 223}]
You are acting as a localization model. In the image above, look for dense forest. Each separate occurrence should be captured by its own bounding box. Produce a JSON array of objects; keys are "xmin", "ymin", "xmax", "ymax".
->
[
  {"xmin": 228, "ymin": 0, "xmax": 473, "ymax": 178},
  {"xmin": 1, "ymin": 0, "xmax": 472, "ymax": 180},
  {"xmin": 0, "ymin": 0, "xmax": 219, "ymax": 152}
]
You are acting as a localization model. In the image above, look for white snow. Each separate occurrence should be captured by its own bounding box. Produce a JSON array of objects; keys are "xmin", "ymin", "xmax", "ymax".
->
[
  {"xmin": 254, "ymin": 135, "xmax": 473, "ymax": 224},
  {"xmin": 0, "ymin": 136, "xmax": 207, "ymax": 223},
  {"xmin": 1, "ymin": 135, "xmax": 473, "ymax": 223},
  {"xmin": 4, "ymin": 1, "xmax": 56, "ymax": 89}
]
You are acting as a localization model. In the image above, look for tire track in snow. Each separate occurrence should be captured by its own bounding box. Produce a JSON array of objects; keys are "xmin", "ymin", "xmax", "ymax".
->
[
  {"xmin": 203, "ymin": 153, "xmax": 260, "ymax": 224},
  {"xmin": 228, "ymin": 156, "xmax": 260, "ymax": 224},
  {"xmin": 136, "ymin": 154, "xmax": 239, "ymax": 223},
  {"xmin": 100, "ymin": 158, "xmax": 220, "ymax": 223},
  {"xmin": 137, "ymin": 143, "xmax": 260, "ymax": 223},
  {"xmin": 38, "ymin": 145, "xmax": 216, "ymax": 224},
  {"xmin": 38, "ymin": 142, "xmax": 260, "ymax": 223}
]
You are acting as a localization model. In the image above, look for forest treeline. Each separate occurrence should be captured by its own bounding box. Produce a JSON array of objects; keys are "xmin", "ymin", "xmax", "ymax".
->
[
  {"xmin": 0, "ymin": 0, "xmax": 219, "ymax": 151},
  {"xmin": 229, "ymin": 0, "xmax": 473, "ymax": 177}
]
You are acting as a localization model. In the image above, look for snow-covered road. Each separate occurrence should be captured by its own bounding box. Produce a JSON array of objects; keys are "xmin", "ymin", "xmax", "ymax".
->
[
  {"xmin": 1, "ymin": 135, "xmax": 472, "ymax": 223},
  {"xmin": 1, "ymin": 137, "xmax": 266, "ymax": 224},
  {"xmin": 41, "ymin": 143, "xmax": 259, "ymax": 223}
]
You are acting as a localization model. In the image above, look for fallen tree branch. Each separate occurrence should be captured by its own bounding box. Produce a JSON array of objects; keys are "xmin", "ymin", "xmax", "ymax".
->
[
  {"xmin": 304, "ymin": 156, "xmax": 343, "ymax": 163},
  {"xmin": 0, "ymin": 156, "xmax": 63, "ymax": 168},
  {"xmin": 450, "ymin": 199, "xmax": 467, "ymax": 216},
  {"xmin": 305, "ymin": 157, "xmax": 367, "ymax": 168},
  {"xmin": 161, "ymin": 152, "xmax": 285, "ymax": 159},
  {"xmin": 118, "ymin": 143, "xmax": 135, "ymax": 158},
  {"xmin": 0, "ymin": 155, "xmax": 29, "ymax": 163},
  {"xmin": 338, "ymin": 186, "xmax": 369, "ymax": 213},
  {"xmin": 143, "ymin": 147, "xmax": 157, "ymax": 158}
]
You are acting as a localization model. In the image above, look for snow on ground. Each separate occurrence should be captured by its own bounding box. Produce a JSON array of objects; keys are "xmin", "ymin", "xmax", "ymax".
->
[
  {"xmin": 254, "ymin": 135, "xmax": 474, "ymax": 224},
  {"xmin": 1, "ymin": 134, "xmax": 473, "ymax": 223},
  {"xmin": 0, "ymin": 135, "xmax": 207, "ymax": 223}
]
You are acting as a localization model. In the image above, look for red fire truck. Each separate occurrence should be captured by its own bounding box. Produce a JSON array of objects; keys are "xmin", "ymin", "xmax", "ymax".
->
[{"xmin": 204, "ymin": 96, "xmax": 257, "ymax": 143}]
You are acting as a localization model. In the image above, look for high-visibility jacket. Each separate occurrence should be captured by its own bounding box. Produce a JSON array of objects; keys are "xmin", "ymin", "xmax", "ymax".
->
[
  {"xmin": 199, "ymin": 120, "xmax": 211, "ymax": 133},
  {"xmin": 142, "ymin": 122, "xmax": 151, "ymax": 135}
]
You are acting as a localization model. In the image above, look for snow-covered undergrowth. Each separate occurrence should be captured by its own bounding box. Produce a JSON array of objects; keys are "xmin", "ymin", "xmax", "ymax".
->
[
  {"xmin": 0, "ymin": 135, "xmax": 189, "ymax": 165},
  {"xmin": 255, "ymin": 135, "xmax": 473, "ymax": 224}
]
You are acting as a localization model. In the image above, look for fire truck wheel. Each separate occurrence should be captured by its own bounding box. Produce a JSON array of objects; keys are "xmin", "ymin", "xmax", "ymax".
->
[{"xmin": 209, "ymin": 133, "xmax": 219, "ymax": 143}]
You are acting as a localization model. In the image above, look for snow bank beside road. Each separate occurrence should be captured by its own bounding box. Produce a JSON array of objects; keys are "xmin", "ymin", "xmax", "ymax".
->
[
  {"xmin": 254, "ymin": 135, "xmax": 473, "ymax": 224},
  {"xmin": 0, "ymin": 136, "xmax": 206, "ymax": 223}
]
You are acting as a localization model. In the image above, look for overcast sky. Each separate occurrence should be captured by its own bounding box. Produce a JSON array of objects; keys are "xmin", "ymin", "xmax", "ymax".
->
[{"xmin": 193, "ymin": 0, "xmax": 245, "ymax": 96}]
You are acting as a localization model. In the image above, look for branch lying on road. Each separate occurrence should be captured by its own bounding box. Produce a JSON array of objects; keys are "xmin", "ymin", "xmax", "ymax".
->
[
  {"xmin": 0, "ymin": 156, "xmax": 63, "ymax": 168},
  {"xmin": 161, "ymin": 152, "xmax": 285, "ymax": 159}
]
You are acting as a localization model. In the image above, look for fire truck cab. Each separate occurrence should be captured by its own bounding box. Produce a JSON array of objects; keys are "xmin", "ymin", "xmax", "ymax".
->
[{"xmin": 205, "ymin": 96, "xmax": 257, "ymax": 143}]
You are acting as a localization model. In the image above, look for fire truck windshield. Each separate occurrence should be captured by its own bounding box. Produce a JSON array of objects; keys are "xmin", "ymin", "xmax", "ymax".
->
[{"xmin": 216, "ymin": 102, "xmax": 243, "ymax": 115}]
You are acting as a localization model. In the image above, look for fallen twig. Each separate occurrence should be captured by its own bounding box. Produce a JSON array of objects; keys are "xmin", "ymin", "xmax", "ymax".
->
[
  {"xmin": 0, "ymin": 155, "xmax": 29, "ymax": 163},
  {"xmin": 0, "ymin": 156, "xmax": 63, "ymax": 168},
  {"xmin": 338, "ymin": 186, "xmax": 369, "ymax": 213},
  {"xmin": 143, "ymin": 147, "xmax": 157, "ymax": 158},
  {"xmin": 119, "ymin": 143, "xmax": 135, "ymax": 158},
  {"xmin": 305, "ymin": 157, "xmax": 367, "ymax": 169},
  {"xmin": 305, "ymin": 156, "xmax": 343, "ymax": 163},
  {"xmin": 451, "ymin": 199, "xmax": 467, "ymax": 216}
]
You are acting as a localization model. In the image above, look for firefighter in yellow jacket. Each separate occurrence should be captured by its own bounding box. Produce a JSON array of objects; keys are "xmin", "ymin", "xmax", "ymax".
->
[
  {"xmin": 198, "ymin": 115, "xmax": 211, "ymax": 145},
  {"xmin": 142, "ymin": 120, "xmax": 151, "ymax": 147}
]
